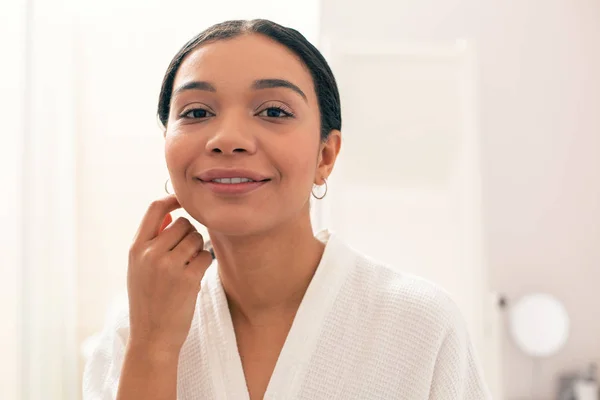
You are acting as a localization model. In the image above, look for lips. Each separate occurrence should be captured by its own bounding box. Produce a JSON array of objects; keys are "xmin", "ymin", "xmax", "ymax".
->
[{"xmin": 194, "ymin": 168, "xmax": 271, "ymax": 195}]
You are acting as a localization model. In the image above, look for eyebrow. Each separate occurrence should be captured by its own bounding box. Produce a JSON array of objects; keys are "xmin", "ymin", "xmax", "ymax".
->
[
  {"xmin": 172, "ymin": 78, "xmax": 307, "ymax": 102},
  {"xmin": 173, "ymin": 81, "xmax": 216, "ymax": 96},
  {"xmin": 252, "ymin": 79, "xmax": 307, "ymax": 102}
]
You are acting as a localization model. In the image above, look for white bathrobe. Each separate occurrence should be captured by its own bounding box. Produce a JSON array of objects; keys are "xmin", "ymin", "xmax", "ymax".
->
[{"xmin": 83, "ymin": 231, "xmax": 491, "ymax": 399}]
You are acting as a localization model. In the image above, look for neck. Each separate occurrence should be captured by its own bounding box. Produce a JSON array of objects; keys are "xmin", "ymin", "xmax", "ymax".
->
[{"xmin": 208, "ymin": 212, "xmax": 325, "ymax": 326}]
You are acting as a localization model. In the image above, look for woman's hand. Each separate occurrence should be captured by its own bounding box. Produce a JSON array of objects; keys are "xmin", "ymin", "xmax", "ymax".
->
[{"xmin": 126, "ymin": 194, "xmax": 213, "ymax": 357}]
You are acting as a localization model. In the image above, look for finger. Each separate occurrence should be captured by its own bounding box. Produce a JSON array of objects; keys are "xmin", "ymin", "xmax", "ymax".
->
[
  {"xmin": 154, "ymin": 217, "xmax": 196, "ymax": 253},
  {"xmin": 171, "ymin": 231, "xmax": 205, "ymax": 267},
  {"xmin": 159, "ymin": 213, "xmax": 173, "ymax": 233},
  {"xmin": 184, "ymin": 250, "xmax": 213, "ymax": 284},
  {"xmin": 134, "ymin": 195, "xmax": 181, "ymax": 242}
]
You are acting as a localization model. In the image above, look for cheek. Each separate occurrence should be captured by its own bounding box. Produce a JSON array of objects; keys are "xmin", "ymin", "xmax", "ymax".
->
[
  {"xmin": 275, "ymin": 131, "xmax": 320, "ymax": 186},
  {"xmin": 164, "ymin": 129, "xmax": 197, "ymax": 173}
]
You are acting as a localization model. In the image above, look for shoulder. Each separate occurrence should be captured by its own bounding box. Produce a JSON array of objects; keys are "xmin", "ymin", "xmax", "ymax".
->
[
  {"xmin": 323, "ymin": 235, "xmax": 487, "ymax": 391},
  {"xmin": 83, "ymin": 292, "xmax": 131, "ymax": 371},
  {"xmin": 337, "ymin": 238, "xmax": 468, "ymax": 346},
  {"xmin": 101, "ymin": 292, "xmax": 131, "ymax": 344},
  {"xmin": 83, "ymin": 292, "xmax": 131, "ymax": 356},
  {"xmin": 82, "ymin": 293, "xmax": 131, "ymax": 397},
  {"xmin": 350, "ymin": 255, "xmax": 492, "ymax": 398}
]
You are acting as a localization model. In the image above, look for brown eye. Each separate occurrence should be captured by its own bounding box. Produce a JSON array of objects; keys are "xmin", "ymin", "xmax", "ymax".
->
[
  {"xmin": 257, "ymin": 106, "xmax": 294, "ymax": 118},
  {"xmin": 181, "ymin": 108, "xmax": 214, "ymax": 119}
]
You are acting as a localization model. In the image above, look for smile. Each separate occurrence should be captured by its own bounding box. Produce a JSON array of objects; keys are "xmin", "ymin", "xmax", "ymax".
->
[
  {"xmin": 211, "ymin": 177, "xmax": 257, "ymax": 184},
  {"xmin": 195, "ymin": 177, "xmax": 270, "ymax": 195}
]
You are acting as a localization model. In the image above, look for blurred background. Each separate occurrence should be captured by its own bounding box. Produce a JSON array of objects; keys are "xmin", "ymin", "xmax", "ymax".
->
[{"xmin": 1, "ymin": 0, "xmax": 599, "ymax": 399}]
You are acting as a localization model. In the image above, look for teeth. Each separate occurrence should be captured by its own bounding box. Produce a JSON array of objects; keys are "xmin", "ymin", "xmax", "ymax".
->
[{"xmin": 212, "ymin": 177, "xmax": 254, "ymax": 184}]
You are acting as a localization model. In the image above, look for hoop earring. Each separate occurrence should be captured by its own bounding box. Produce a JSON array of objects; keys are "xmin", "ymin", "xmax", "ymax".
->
[
  {"xmin": 164, "ymin": 178, "xmax": 172, "ymax": 195},
  {"xmin": 312, "ymin": 179, "xmax": 328, "ymax": 200}
]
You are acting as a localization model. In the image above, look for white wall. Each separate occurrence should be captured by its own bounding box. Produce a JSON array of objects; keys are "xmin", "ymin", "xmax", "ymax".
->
[
  {"xmin": 2, "ymin": 1, "xmax": 81, "ymax": 398},
  {"xmin": 0, "ymin": 1, "xmax": 27, "ymax": 399},
  {"xmin": 320, "ymin": 0, "xmax": 600, "ymax": 398},
  {"xmin": 17, "ymin": 0, "xmax": 80, "ymax": 397}
]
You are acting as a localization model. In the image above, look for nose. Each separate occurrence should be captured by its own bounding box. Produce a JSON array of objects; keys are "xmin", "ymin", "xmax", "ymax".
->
[{"xmin": 205, "ymin": 113, "xmax": 257, "ymax": 156}]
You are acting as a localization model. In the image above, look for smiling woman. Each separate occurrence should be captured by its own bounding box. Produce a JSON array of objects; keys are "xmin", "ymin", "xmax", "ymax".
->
[{"xmin": 82, "ymin": 19, "xmax": 491, "ymax": 400}]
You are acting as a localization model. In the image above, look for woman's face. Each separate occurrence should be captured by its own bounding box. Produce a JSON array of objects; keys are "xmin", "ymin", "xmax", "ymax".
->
[{"xmin": 164, "ymin": 34, "xmax": 339, "ymax": 236}]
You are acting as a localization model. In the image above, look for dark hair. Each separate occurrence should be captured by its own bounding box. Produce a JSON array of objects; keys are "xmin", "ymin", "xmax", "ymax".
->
[{"xmin": 157, "ymin": 19, "xmax": 341, "ymax": 141}]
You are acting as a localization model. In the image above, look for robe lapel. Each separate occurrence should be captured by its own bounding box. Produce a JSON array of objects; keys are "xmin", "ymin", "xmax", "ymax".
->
[{"xmin": 198, "ymin": 231, "xmax": 355, "ymax": 399}]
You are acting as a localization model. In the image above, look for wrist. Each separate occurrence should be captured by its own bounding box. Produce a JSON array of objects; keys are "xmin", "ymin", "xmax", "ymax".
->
[{"xmin": 125, "ymin": 339, "xmax": 182, "ymax": 365}]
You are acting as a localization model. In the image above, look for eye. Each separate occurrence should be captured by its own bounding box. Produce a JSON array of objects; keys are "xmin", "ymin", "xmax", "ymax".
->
[
  {"xmin": 181, "ymin": 108, "xmax": 215, "ymax": 120},
  {"xmin": 257, "ymin": 105, "xmax": 295, "ymax": 119}
]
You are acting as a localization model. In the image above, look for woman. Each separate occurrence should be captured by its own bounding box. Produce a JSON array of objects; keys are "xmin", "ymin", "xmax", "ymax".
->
[{"xmin": 83, "ymin": 19, "xmax": 491, "ymax": 400}]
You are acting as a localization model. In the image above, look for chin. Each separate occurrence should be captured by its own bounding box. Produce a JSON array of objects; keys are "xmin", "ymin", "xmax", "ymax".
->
[{"xmin": 191, "ymin": 209, "xmax": 275, "ymax": 237}]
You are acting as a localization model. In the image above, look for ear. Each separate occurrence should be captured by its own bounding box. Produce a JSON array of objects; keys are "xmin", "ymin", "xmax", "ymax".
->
[{"xmin": 315, "ymin": 129, "xmax": 342, "ymax": 184}]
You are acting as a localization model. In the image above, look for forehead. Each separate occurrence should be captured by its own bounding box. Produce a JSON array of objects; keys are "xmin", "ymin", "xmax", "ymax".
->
[{"xmin": 173, "ymin": 33, "xmax": 315, "ymax": 96}]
